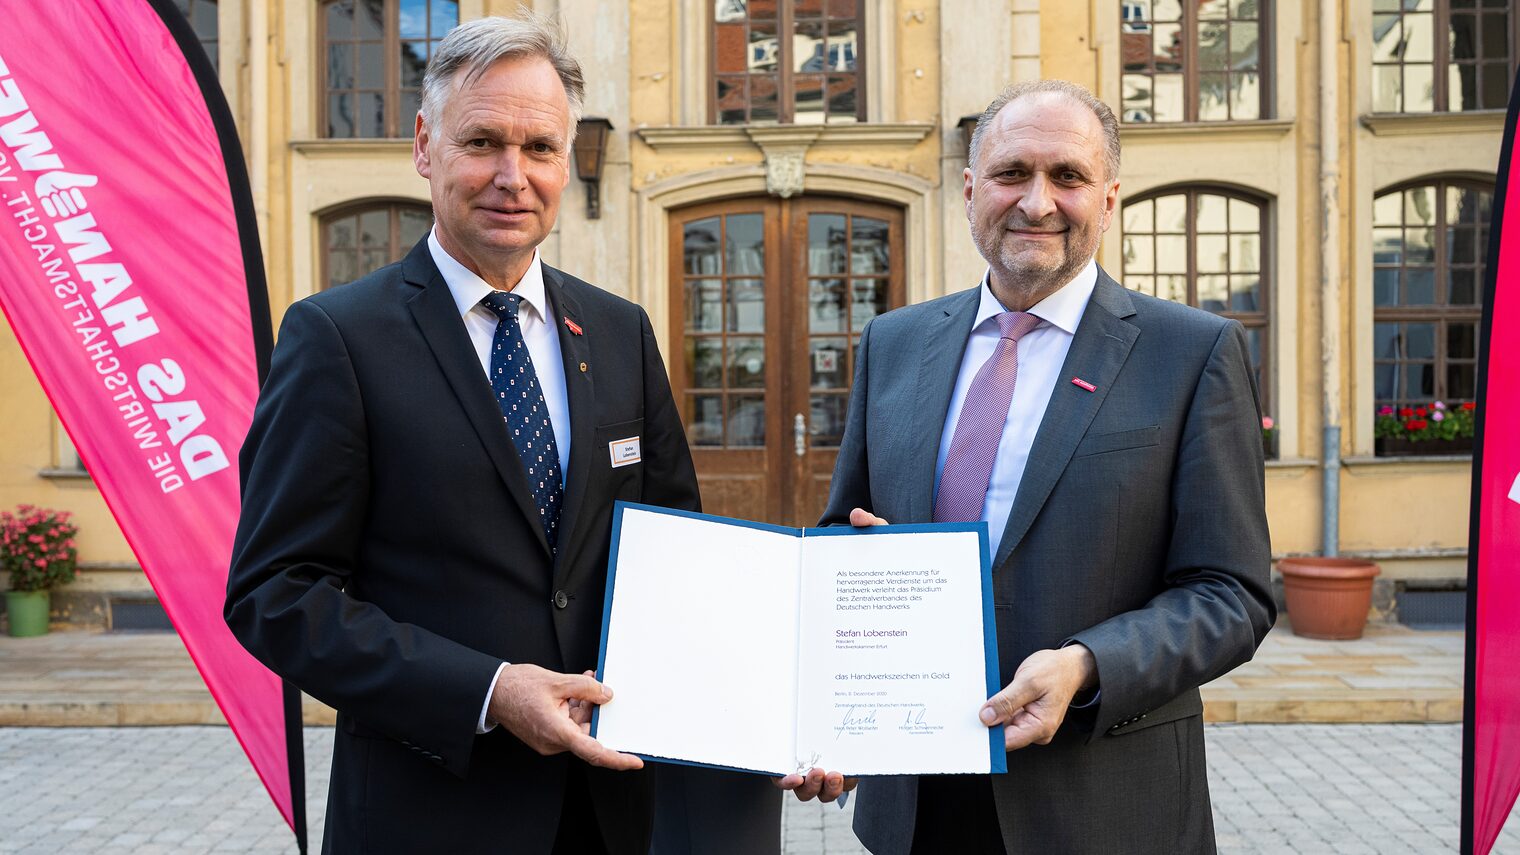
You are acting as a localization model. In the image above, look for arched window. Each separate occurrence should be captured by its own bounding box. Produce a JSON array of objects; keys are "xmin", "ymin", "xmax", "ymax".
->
[
  {"xmin": 321, "ymin": 0, "xmax": 459, "ymax": 138},
  {"xmin": 1120, "ymin": 0, "xmax": 1269, "ymax": 123},
  {"xmin": 1372, "ymin": 178, "xmax": 1489, "ymax": 416},
  {"xmin": 321, "ymin": 202, "xmax": 433, "ymax": 289},
  {"xmin": 1120, "ymin": 188, "xmax": 1271, "ymax": 412},
  {"xmin": 1372, "ymin": 0, "xmax": 1517, "ymax": 113},
  {"xmin": 171, "ymin": 0, "xmax": 218, "ymax": 67},
  {"xmin": 712, "ymin": 0, "xmax": 864, "ymax": 124}
]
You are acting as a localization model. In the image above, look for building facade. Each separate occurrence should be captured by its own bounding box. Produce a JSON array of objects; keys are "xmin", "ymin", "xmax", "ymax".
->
[{"xmin": 0, "ymin": 0, "xmax": 1507, "ymax": 626}]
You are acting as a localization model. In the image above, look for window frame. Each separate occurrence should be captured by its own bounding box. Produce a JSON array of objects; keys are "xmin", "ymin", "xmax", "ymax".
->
[
  {"xmin": 1371, "ymin": 177, "xmax": 1489, "ymax": 415},
  {"xmin": 708, "ymin": 0, "xmax": 868, "ymax": 125},
  {"xmin": 1119, "ymin": 185, "xmax": 1274, "ymax": 417},
  {"xmin": 1119, "ymin": 0, "xmax": 1275, "ymax": 124},
  {"xmin": 1371, "ymin": 0, "xmax": 1519, "ymax": 114},
  {"xmin": 319, "ymin": 0, "xmax": 457, "ymax": 139},
  {"xmin": 319, "ymin": 200, "xmax": 435, "ymax": 290}
]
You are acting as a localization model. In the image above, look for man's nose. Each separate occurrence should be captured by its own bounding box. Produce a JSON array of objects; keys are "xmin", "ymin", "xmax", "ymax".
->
[
  {"xmin": 494, "ymin": 148, "xmax": 528, "ymax": 194},
  {"xmin": 1017, "ymin": 174, "xmax": 1056, "ymax": 222}
]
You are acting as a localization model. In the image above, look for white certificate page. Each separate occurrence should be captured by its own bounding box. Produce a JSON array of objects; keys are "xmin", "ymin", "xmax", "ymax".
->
[
  {"xmin": 594, "ymin": 503, "xmax": 1002, "ymax": 777},
  {"xmin": 794, "ymin": 527, "xmax": 1001, "ymax": 775}
]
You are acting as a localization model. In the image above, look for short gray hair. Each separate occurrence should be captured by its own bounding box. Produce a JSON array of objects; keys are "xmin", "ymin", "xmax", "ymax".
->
[
  {"xmin": 967, "ymin": 80, "xmax": 1121, "ymax": 181},
  {"xmin": 420, "ymin": 12, "xmax": 585, "ymax": 130}
]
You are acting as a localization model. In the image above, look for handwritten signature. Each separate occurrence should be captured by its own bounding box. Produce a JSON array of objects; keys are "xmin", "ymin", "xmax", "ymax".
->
[
  {"xmin": 834, "ymin": 706, "xmax": 879, "ymax": 740},
  {"xmin": 900, "ymin": 706, "xmax": 933, "ymax": 730}
]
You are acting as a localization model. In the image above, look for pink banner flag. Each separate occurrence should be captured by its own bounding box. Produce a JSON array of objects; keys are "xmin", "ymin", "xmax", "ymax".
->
[
  {"xmin": 0, "ymin": 0, "xmax": 299, "ymax": 847},
  {"xmin": 1463, "ymin": 69, "xmax": 1520, "ymax": 855}
]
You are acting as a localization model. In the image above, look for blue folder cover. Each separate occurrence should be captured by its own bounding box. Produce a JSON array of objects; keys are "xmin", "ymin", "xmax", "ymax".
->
[{"xmin": 592, "ymin": 500, "xmax": 1006, "ymax": 776}]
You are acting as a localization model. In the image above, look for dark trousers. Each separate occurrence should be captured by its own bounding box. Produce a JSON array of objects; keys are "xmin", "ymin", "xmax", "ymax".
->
[
  {"xmin": 554, "ymin": 762, "xmax": 608, "ymax": 855},
  {"xmin": 909, "ymin": 774, "xmax": 1008, "ymax": 855}
]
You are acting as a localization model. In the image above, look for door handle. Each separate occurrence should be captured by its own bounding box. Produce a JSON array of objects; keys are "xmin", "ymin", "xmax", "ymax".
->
[{"xmin": 794, "ymin": 413, "xmax": 806, "ymax": 457}]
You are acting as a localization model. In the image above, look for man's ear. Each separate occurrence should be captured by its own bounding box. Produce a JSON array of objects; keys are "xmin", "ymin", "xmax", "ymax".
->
[
  {"xmin": 1100, "ymin": 179, "xmax": 1120, "ymax": 234},
  {"xmin": 963, "ymin": 166, "xmax": 975, "ymax": 221},
  {"xmin": 414, "ymin": 113, "xmax": 432, "ymax": 179}
]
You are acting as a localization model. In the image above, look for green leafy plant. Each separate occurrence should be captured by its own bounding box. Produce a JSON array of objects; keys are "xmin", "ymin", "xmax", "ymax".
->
[
  {"xmin": 1374, "ymin": 400, "xmax": 1476, "ymax": 441},
  {"xmin": 1, "ymin": 505, "xmax": 79, "ymax": 593}
]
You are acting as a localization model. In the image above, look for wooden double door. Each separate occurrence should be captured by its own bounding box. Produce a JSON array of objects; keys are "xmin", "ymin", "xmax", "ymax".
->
[{"xmin": 669, "ymin": 196, "xmax": 905, "ymax": 526}]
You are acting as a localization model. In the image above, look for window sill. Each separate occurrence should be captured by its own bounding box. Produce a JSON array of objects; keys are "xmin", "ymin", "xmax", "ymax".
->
[
  {"xmin": 290, "ymin": 138, "xmax": 415, "ymax": 155},
  {"xmin": 38, "ymin": 467, "xmax": 92, "ymax": 482},
  {"xmin": 1117, "ymin": 119, "xmax": 1295, "ymax": 141},
  {"xmin": 635, "ymin": 123, "xmax": 935, "ymax": 150},
  {"xmin": 1265, "ymin": 457, "xmax": 1319, "ymax": 469},
  {"xmin": 1342, "ymin": 454, "xmax": 1472, "ymax": 468},
  {"xmin": 1360, "ymin": 111, "xmax": 1507, "ymax": 137}
]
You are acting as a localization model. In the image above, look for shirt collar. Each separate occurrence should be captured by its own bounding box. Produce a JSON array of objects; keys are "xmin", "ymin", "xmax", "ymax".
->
[
  {"xmin": 974, "ymin": 258, "xmax": 1098, "ymax": 336},
  {"xmin": 428, "ymin": 227, "xmax": 549, "ymax": 323}
]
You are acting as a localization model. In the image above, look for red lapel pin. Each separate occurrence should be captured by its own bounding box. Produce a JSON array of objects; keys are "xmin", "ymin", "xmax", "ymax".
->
[
  {"xmin": 565, "ymin": 318, "xmax": 584, "ymax": 336},
  {"xmin": 1071, "ymin": 377, "xmax": 1096, "ymax": 392}
]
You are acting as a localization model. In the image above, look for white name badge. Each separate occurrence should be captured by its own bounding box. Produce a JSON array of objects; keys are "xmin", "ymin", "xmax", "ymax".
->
[{"xmin": 609, "ymin": 436, "xmax": 642, "ymax": 468}]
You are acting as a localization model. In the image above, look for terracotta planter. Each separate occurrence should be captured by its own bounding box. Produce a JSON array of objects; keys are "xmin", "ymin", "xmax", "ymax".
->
[{"xmin": 1278, "ymin": 558, "xmax": 1381, "ymax": 640}]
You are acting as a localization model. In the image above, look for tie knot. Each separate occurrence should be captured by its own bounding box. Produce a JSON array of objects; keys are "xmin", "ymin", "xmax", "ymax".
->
[
  {"xmin": 996, "ymin": 311, "xmax": 1042, "ymax": 342},
  {"xmin": 480, "ymin": 291, "xmax": 522, "ymax": 319}
]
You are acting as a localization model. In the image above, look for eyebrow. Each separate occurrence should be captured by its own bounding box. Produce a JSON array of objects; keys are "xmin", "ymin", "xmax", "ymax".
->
[{"xmin": 987, "ymin": 156, "xmax": 1092, "ymax": 177}]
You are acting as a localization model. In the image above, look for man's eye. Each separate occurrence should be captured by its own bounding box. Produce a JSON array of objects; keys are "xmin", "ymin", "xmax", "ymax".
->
[
  {"xmin": 532, "ymin": 142, "xmax": 554, "ymax": 153},
  {"xmin": 468, "ymin": 138, "xmax": 491, "ymax": 148}
]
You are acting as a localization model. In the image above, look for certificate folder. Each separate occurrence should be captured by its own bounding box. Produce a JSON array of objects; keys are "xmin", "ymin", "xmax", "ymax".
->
[{"xmin": 592, "ymin": 501, "xmax": 1006, "ymax": 777}]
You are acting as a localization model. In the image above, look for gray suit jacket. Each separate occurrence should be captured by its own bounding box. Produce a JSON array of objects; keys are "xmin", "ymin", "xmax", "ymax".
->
[{"xmin": 820, "ymin": 269, "xmax": 1275, "ymax": 855}]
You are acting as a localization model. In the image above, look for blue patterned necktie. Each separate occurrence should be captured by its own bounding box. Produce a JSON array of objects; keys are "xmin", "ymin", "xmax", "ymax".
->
[{"xmin": 480, "ymin": 291, "xmax": 563, "ymax": 551}]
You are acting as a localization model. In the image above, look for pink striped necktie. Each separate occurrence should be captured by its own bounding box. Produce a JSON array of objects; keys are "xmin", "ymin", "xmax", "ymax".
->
[{"xmin": 933, "ymin": 311, "xmax": 1044, "ymax": 524}]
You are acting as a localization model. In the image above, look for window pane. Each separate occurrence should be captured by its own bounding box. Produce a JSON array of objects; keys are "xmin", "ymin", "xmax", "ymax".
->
[
  {"xmin": 1374, "ymin": 322, "xmax": 1400, "ymax": 359},
  {"xmin": 1197, "ymin": 235, "xmax": 1228, "ymax": 273},
  {"xmin": 1449, "ymin": 268, "xmax": 1477, "ymax": 305},
  {"xmin": 1481, "ymin": 62, "xmax": 1510, "ymax": 109},
  {"xmin": 1127, "ymin": 274, "xmax": 1156, "ymax": 297},
  {"xmin": 1155, "ymin": 195, "xmax": 1187, "ymax": 232},
  {"xmin": 1231, "ymin": 234, "xmax": 1261, "ymax": 273},
  {"xmin": 1448, "ymin": 363, "xmax": 1476, "ymax": 400},
  {"xmin": 1230, "ymin": 73, "xmax": 1261, "ymax": 120},
  {"xmin": 1404, "ymin": 268, "xmax": 1435, "ymax": 304},
  {"xmin": 809, "ymin": 214, "xmax": 848, "ymax": 274},
  {"xmin": 1450, "ymin": 12, "xmax": 1479, "ymax": 63},
  {"xmin": 1198, "ymin": 275, "xmax": 1228, "ymax": 313},
  {"xmin": 1196, "ymin": 194, "xmax": 1228, "ymax": 232},
  {"xmin": 1199, "ymin": 74, "xmax": 1231, "ymax": 121},
  {"xmin": 794, "ymin": 75, "xmax": 826, "ymax": 123},
  {"xmin": 1403, "ymin": 13, "xmax": 1434, "ymax": 63},
  {"xmin": 1404, "ymin": 228, "xmax": 1435, "ymax": 264},
  {"xmin": 728, "ymin": 278, "xmax": 765, "ymax": 333},
  {"xmin": 358, "ymin": 209, "xmax": 387, "ymax": 247},
  {"xmin": 1153, "ymin": 24, "xmax": 1184, "ymax": 71},
  {"xmin": 715, "ymin": 0, "xmax": 747, "ymax": 24},
  {"xmin": 1449, "ymin": 322, "xmax": 1477, "ymax": 359},
  {"xmin": 1404, "ymin": 64, "xmax": 1435, "ymax": 112},
  {"xmin": 827, "ymin": 75, "xmax": 858, "ymax": 120},
  {"xmin": 1158, "ymin": 274, "xmax": 1188, "ymax": 303},
  {"xmin": 728, "ymin": 338, "xmax": 766, "ymax": 388},
  {"xmin": 751, "ymin": 76, "xmax": 780, "ymax": 122},
  {"xmin": 358, "ymin": 42, "xmax": 384, "ymax": 89},
  {"xmin": 810, "ymin": 338, "xmax": 849, "ymax": 388},
  {"xmin": 726, "ymin": 214, "xmax": 766, "ymax": 275},
  {"xmin": 193, "ymin": 0, "xmax": 218, "ymax": 41},
  {"xmin": 688, "ymin": 394, "xmax": 723, "ymax": 447},
  {"xmin": 1231, "ymin": 22, "xmax": 1259, "ymax": 69},
  {"xmin": 399, "ymin": 0, "xmax": 427, "ymax": 38},
  {"xmin": 810, "ymin": 394, "xmax": 848, "ymax": 448},
  {"xmin": 726, "ymin": 396, "xmax": 766, "ymax": 447},
  {"xmin": 328, "ymin": 93, "xmax": 355, "ymax": 137},
  {"xmin": 688, "ymin": 338, "xmax": 724, "ymax": 388},
  {"xmin": 749, "ymin": 20, "xmax": 779, "ymax": 72},
  {"xmin": 1481, "ymin": 13, "xmax": 1508, "ymax": 58},
  {"xmin": 432, "ymin": 0, "xmax": 458, "ymax": 34},
  {"xmin": 401, "ymin": 42, "xmax": 428, "ymax": 88},
  {"xmin": 1198, "ymin": 23, "xmax": 1229, "ymax": 72},
  {"xmin": 1373, "ymin": 227, "xmax": 1404, "ymax": 265},
  {"xmin": 328, "ymin": 216, "xmax": 356, "ymax": 249},
  {"xmin": 851, "ymin": 217, "xmax": 890, "ymax": 274},
  {"xmin": 717, "ymin": 76, "xmax": 749, "ymax": 123},
  {"xmin": 358, "ymin": 92, "xmax": 385, "ymax": 137},
  {"xmin": 1229, "ymin": 197, "xmax": 1260, "ymax": 231},
  {"xmin": 809, "ymin": 279, "xmax": 847, "ymax": 333},
  {"xmin": 1153, "ymin": 0, "xmax": 1183, "ymax": 23},
  {"xmin": 1124, "ymin": 199, "xmax": 1154, "ymax": 233},
  {"xmin": 1374, "ymin": 268, "xmax": 1399, "ymax": 306},
  {"xmin": 361, "ymin": 249, "xmax": 388, "ymax": 275},
  {"xmin": 1198, "ymin": 0, "xmax": 1228, "ymax": 21},
  {"xmin": 1373, "ymin": 64, "xmax": 1403, "ymax": 112},
  {"xmin": 1375, "ymin": 363, "xmax": 1397, "ymax": 401},
  {"xmin": 1123, "ymin": 235, "xmax": 1155, "ymax": 274},
  {"xmin": 795, "ymin": 20, "xmax": 825, "ymax": 72},
  {"xmin": 684, "ymin": 218, "xmax": 722, "ymax": 274},
  {"xmin": 796, "ymin": 0, "xmax": 824, "ymax": 15},
  {"xmin": 828, "ymin": 0, "xmax": 858, "ymax": 17},
  {"xmin": 327, "ymin": 249, "xmax": 355, "ymax": 289},
  {"xmin": 327, "ymin": 1, "xmax": 354, "ymax": 39},
  {"xmin": 687, "ymin": 279, "xmax": 723, "ymax": 333},
  {"xmin": 1374, "ymin": 192, "xmax": 1402, "ymax": 227},
  {"xmin": 1156, "ymin": 235, "xmax": 1188, "ymax": 273},
  {"xmin": 1405, "ymin": 186, "xmax": 1436, "ymax": 226},
  {"xmin": 355, "ymin": 0, "xmax": 384, "ymax": 39},
  {"xmin": 1121, "ymin": 74, "xmax": 1155, "ymax": 122},
  {"xmin": 328, "ymin": 44, "xmax": 354, "ymax": 90},
  {"xmin": 851, "ymin": 280, "xmax": 887, "ymax": 328},
  {"xmin": 1230, "ymin": 274, "xmax": 1260, "ymax": 311},
  {"xmin": 828, "ymin": 23, "xmax": 859, "ymax": 72},
  {"xmin": 1405, "ymin": 365, "xmax": 1435, "ymax": 400},
  {"xmin": 1405, "ymin": 323, "xmax": 1436, "ymax": 360},
  {"xmin": 715, "ymin": 23, "xmax": 747, "ymax": 73}
]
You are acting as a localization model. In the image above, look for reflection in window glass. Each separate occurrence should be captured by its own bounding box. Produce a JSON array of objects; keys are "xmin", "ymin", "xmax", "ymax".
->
[
  {"xmin": 323, "ymin": 202, "xmax": 434, "ymax": 289},
  {"xmin": 1121, "ymin": 0, "xmax": 1265, "ymax": 122},
  {"xmin": 713, "ymin": 0, "xmax": 864, "ymax": 123},
  {"xmin": 323, "ymin": 0, "xmax": 458, "ymax": 138},
  {"xmin": 1374, "ymin": 0, "xmax": 1513, "ymax": 113}
]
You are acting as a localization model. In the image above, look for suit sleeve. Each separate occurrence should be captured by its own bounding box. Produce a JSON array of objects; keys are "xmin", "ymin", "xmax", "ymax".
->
[
  {"xmin": 1067, "ymin": 321, "xmax": 1276, "ymax": 738},
  {"xmin": 818, "ymin": 318, "xmax": 874, "ymax": 527},
  {"xmin": 637, "ymin": 306, "xmax": 701, "ymax": 513},
  {"xmin": 225, "ymin": 299, "xmax": 502, "ymax": 779}
]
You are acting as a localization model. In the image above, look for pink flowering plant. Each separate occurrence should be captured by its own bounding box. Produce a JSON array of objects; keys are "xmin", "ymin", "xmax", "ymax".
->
[
  {"xmin": 1, "ymin": 505, "xmax": 79, "ymax": 593},
  {"xmin": 1374, "ymin": 400, "xmax": 1477, "ymax": 441}
]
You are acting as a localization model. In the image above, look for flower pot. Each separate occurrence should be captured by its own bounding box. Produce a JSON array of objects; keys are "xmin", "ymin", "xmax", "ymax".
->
[
  {"xmin": 1375, "ymin": 436, "xmax": 1473, "ymax": 457},
  {"xmin": 5, "ymin": 589, "xmax": 50, "ymax": 637},
  {"xmin": 1278, "ymin": 558, "xmax": 1380, "ymax": 640}
]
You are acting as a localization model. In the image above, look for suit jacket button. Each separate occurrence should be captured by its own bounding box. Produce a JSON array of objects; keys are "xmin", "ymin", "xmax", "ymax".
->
[{"xmin": 554, "ymin": 590, "xmax": 569, "ymax": 609}]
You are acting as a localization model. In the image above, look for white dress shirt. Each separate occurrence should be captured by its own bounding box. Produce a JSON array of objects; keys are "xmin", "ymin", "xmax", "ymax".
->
[
  {"xmin": 427, "ymin": 229, "xmax": 572, "ymax": 734},
  {"xmin": 933, "ymin": 260, "xmax": 1098, "ymax": 559}
]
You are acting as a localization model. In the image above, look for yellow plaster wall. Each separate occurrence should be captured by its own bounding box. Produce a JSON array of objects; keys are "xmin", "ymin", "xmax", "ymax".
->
[
  {"xmin": 1039, "ymin": 0, "xmax": 1094, "ymax": 88},
  {"xmin": 1340, "ymin": 462, "xmax": 1472, "ymax": 552}
]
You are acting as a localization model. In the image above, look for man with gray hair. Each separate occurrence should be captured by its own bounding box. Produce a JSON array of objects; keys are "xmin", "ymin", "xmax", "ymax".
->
[
  {"xmin": 787, "ymin": 79, "xmax": 1275, "ymax": 853},
  {"xmin": 227, "ymin": 13, "xmax": 705, "ymax": 853}
]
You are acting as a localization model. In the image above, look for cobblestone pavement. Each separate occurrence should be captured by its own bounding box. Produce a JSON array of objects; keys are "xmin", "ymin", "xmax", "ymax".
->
[{"xmin": 1, "ymin": 725, "xmax": 1517, "ymax": 854}]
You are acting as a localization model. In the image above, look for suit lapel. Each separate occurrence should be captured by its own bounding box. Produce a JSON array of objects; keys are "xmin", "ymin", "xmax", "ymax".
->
[
  {"xmin": 543, "ymin": 267, "xmax": 596, "ymax": 577},
  {"xmin": 993, "ymin": 270, "xmax": 1139, "ymax": 567},
  {"xmin": 904, "ymin": 287, "xmax": 982, "ymax": 523},
  {"xmin": 401, "ymin": 241, "xmax": 552, "ymax": 557}
]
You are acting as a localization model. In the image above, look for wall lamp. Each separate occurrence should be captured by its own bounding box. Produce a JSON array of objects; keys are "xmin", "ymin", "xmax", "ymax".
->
[
  {"xmin": 957, "ymin": 114, "xmax": 980, "ymax": 164},
  {"xmin": 572, "ymin": 117, "xmax": 614, "ymax": 220}
]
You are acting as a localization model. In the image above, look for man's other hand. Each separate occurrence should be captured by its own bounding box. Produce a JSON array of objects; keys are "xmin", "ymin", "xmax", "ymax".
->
[
  {"xmin": 488, "ymin": 663, "xmax": 643, "ymax": 770},
  {"xmin": 774, "ymin": 767, "xmax": 858, "ymax": 803},
  {"xmin": 980, "ymin": 645, "xmax": 1097, "ymax": 751}
]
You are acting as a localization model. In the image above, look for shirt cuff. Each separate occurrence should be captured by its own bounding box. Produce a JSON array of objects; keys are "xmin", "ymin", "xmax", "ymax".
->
[
  {"xmin": 477, "ymin": 661, "xmax": 509, "ymax": 734},
  {"xmin": 1069, "ymin": 689, "xmax": 1102, "ymax": 709}
]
